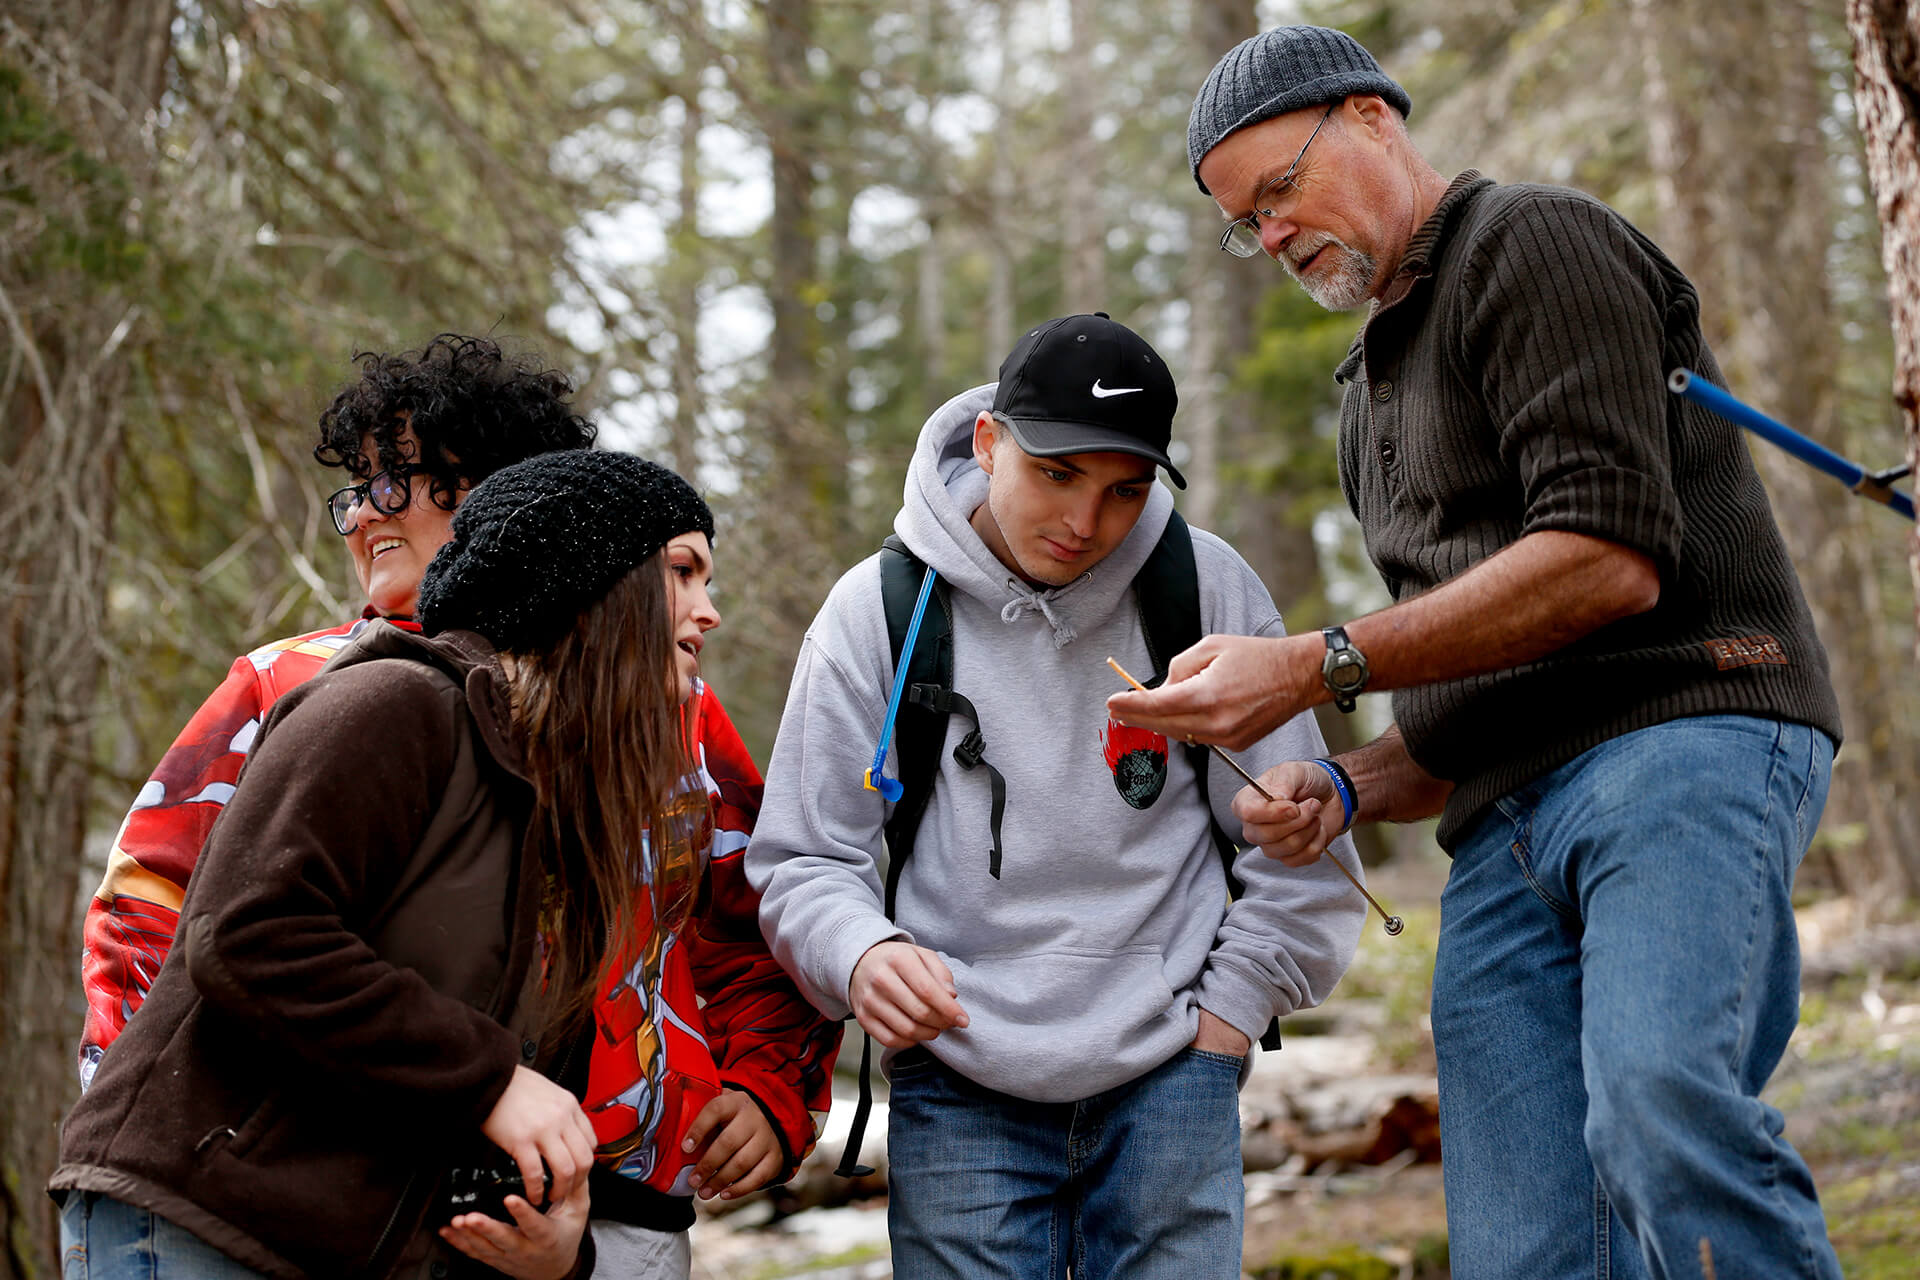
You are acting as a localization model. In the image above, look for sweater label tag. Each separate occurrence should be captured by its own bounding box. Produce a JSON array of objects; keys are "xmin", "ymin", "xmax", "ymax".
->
[{"xmin": 1704, "ymin": 634, "xmax": 1788, "ymax": 671}]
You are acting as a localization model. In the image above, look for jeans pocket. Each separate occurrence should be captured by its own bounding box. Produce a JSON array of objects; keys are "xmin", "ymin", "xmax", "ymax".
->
[
  {"xmin": 1183, "ymin": 1047, "xmax": 1245, "ymax": 1070},
  {"xmin": 887, "ymin": 1046, "xmax": 939, "ymax": 1079},
  {"xmin": 1501, "ymin": 806, "xmax": 1576, "ymax": 917}
]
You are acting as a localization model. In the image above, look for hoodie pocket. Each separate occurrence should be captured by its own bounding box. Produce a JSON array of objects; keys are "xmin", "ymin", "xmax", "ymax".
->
[{"xmin": 936, "ymin": 945, "xmax": 1191, "ymax": 1101}]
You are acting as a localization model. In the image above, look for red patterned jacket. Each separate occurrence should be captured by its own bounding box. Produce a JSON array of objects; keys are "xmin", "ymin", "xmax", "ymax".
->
[
  {"xmin": 583, "ymin": 679, "xmax": 840, "ymax": 1196},
  {"xmin": 80, "ymin": 617, "xmax": 838, "ymax": 1191},
  {"xmin": 80, "ymin": 612, "xmax": 406, "ymax": 1086}
]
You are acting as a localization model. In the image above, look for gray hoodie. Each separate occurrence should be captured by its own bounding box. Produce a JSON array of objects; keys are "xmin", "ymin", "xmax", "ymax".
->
[{"xmin": 747, "ymin": 385, "xmax": 1365, "ymax": 1102}]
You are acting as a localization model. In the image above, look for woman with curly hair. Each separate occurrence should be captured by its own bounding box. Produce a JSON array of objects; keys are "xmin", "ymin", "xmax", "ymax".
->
[{"xmin": 53, "ymin": 450, "xmax": 735, "ymax": 1279}]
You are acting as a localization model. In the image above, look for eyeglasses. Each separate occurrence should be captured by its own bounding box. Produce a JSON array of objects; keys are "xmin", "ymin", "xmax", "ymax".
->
[
  {"xmin": 325, "ymin": 467, "xmax": 417, "ymax": 535},
  {"xmin": 1218, "ymin": 103, "xmax": 1337, "ymax": 259}
]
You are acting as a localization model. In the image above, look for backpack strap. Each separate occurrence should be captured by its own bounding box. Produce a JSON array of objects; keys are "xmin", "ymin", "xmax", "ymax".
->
[
  {"xmin": 879, "ymin": 535, "xmax": 955, "ymax": 910},
  {"xmin": 1135, "ymin": 513, "xmax": 1283, "ymax": 1054},
  {"xmin": 905, "ymin": 686, "xmax": 1007, "ymax": 879},
  {"xmin": 838, "ymin": 538, "xmax": 958, "ymax": 1178}
]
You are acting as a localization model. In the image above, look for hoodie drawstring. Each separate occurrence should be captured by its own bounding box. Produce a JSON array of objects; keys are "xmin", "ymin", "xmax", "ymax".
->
[{"xmin": 999, "ymin": 579, "xmax": 1083, "ymax": 649}]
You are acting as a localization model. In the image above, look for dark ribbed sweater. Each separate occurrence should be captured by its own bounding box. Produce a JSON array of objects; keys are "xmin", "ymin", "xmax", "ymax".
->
[{"xmin": 1334, "ymin": 173, "xmax": 1842, "ymax": 848}]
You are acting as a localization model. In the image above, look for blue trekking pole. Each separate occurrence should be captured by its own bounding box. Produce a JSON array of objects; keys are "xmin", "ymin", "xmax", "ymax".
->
[
  {"xmin": 863, "ymin": 565, "xmax": 939, "ymax": 801},
  {"xmin": 1667, "ymin": 369, "xmax": 1915, "ymax": 520}
]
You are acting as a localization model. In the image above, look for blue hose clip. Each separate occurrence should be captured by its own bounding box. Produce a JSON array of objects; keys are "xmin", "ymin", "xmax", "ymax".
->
[{"xmin": 863, "ymin": 565, "xmax": 938, "ymax": 802}]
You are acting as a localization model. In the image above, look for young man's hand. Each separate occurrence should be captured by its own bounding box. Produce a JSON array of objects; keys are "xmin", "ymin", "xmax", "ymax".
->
[
  {"xmin": 682, "ymin": 1090, "xmax": 783, "ymax": 1200},
  {"xmin": 1190, "ymin": 1007, "xmax": 1251, "ymax": 1057},
  {"xmin": 849, "ymin": 940, "xmax": 969, "ymax": 1048}
]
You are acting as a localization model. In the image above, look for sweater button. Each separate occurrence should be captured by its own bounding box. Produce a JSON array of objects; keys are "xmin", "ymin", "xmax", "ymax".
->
[
  {"xmin": 431, "ymin": 1262, "xmax": 449, "ymax": 1278},
  {"xmin": 1379, "ymin": 440, "xmax": 1397, "ymax": 466},
  {"xmin": 521, "ymin": 1038, "xmax": 538, "ymax": 1061},
  {"xmin": 1374, "ymin": 379, "xmax": 1394, "ymax": 402}
]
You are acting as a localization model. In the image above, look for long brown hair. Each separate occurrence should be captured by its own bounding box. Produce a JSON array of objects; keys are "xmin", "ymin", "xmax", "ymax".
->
[{"xmin": 507, "ymin": 552, "xmax": 698, "ymax": 1030}]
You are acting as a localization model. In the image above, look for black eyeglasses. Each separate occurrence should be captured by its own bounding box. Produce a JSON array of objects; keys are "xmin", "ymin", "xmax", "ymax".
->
[
  {"xmin": 1219, "ymin": 103, "xmax": 1336, "ymax": 259},
  {"xmin": 325, "ymin": 467, "xmax": 417, "ymax": 536}
]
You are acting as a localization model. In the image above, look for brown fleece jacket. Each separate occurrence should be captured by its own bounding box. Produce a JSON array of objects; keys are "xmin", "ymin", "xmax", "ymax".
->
[{"xmin": 53, "ymin": 624, "xmax": 591, "ymax": 1279}]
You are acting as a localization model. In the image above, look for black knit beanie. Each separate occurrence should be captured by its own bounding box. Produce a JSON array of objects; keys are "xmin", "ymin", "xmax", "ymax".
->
[
  {"xmin": 417, "ymin": 448, "xmax": 714, "ymax": 652},
  {"xmin": 1188, "ymin": 25, "xmax": 1412, "ymax": 193}
]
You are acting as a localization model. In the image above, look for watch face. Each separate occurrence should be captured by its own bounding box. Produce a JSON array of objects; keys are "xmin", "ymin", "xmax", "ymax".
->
[{"xmin": 1329, "ymin": 660, "xmax": 1365, "ymax": 690}]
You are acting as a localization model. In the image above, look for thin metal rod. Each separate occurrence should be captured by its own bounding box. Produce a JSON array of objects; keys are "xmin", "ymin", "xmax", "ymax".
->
[{"xmin": 1106, "ymin": 657, "xmax": 1403, "ymax": 936}]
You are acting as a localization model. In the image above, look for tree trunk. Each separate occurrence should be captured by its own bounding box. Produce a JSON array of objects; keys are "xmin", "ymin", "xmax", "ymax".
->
[
  {"xmin": 1850, "ymin": 0, "xmax": 1920, "ymax": 653},
  {"xmin": 1182, "ymin": 0, "xmax": 1392, "ymax": 866},
  {"xmin": 919, "ymin": 214, "xmax": 947, "ymax": 404},
  {"xmin": 1, "ymin": 6, "xmax": 174, "ymax": 1272},
  {"xmin": 983, "ymin": 0, "xmax": 1016, "ymax": 369},
  {"xmin": 701, "ymin": 0, "xmax": 847, "ymax": 755},
  {"xmin": 1178, "ymin": 0, "xmax": 1254, "ymax": 533},
  {"xmin": 1181, "ymin": 221, "xmax": 1226, "ymax": 529},
  {"xmin": 1639, "ymin": 0, "xmax": 1918, "ymax": 902},
  {"xmin": 1061, "ymin": 0, "xmax": 1105, "ymax": 311},
  {"xmin": 667, "ymin": 90, "xmax": 705, "ymax": 483}
]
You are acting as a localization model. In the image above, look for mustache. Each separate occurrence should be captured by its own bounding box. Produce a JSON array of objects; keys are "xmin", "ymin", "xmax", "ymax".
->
[{"xmin": 1282, "ymin": 231, "xmax": 1342, "ymax": 274}]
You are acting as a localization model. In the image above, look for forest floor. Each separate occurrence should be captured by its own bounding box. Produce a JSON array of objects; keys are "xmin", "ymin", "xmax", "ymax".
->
[{"xmin": 687, "ymin": 866, "xmax": 1920, "ymax": 1280}]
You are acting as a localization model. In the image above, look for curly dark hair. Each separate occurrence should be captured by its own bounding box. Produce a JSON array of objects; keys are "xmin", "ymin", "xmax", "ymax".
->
[{"xmin": 313, "ymin": 334, "xmax": 597, "ymax": 512}]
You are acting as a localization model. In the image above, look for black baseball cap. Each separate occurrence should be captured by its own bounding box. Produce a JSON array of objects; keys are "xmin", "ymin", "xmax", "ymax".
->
[{"xmin": 990, "ymin": 313, "xmax": 1185, "ymax": 489}]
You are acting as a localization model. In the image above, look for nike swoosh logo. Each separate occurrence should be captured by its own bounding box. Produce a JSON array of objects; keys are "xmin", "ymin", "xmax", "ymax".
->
[{"xmin": 1091, "ymin": 380, "xmax": 1144, "ymax": 399}]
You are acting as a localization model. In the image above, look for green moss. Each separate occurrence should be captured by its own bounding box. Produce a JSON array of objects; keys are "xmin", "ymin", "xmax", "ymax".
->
[
  {"xmin": 1825, "ymin": 1170, "xmax": 1920, "ymax": 1280},
  {"xmin": 1410, "ymin": 1232, "xmax": 1451, "ymax": 1274},
  {"xmin": 1252, "ymin": 1247, "xmax": 1399, "ymax": 1280},
  {"xmin": 1327, "ymin": 904, "xmax": 1441, "ymax": 1068},
  {"xmin": 744, "ymin": 1243, "xmax": 887, "ymax": 1280}
]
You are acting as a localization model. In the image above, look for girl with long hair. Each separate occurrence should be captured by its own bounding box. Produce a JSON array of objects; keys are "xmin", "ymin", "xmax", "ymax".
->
[{"xmin": 52, "ymin": 450, "xmax": 783, "ymax": 1280}]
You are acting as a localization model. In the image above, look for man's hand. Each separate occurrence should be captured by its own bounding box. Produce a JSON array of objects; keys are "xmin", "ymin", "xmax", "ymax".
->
[
  {"xmin": 1105, "ymin": 634, "xmax": 1322, "ymax": 752},
  {"xmin": 1234, "ymin": 761, "xmax": 1346, "ymax": 868},
  {"xmin": 440, "ymin": 1169, "xmax": 589, "ymax": 1280},
  {"xmin": 1191, "ymin": 1008, "xmax": 1251, "ymax": 1057},
  {"xmin": 479, "ymin": 1065, "xmax": 598, "ymax": 1209},
  {"xmin": 849, "ymin": 940, "xmax": 968, "ymax": 1048},
  {"xmin": 682, "ymin": 1090, "xmax": 783, "ymax": 1201}
]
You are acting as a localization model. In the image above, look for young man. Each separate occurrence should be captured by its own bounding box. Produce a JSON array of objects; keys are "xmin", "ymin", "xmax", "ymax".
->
[
  {"xmin": 747, "ymin": 313, "xmax": 1365, "ymax": 1279},
  {"xmin": 1115, "ymin": 26, "xmax": 1846, "ymax": 1280}
]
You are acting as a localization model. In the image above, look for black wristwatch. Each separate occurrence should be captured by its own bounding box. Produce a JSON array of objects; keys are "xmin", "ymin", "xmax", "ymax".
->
[{"xmin": 1320, "ymin": 625, "xmax": 1369, "ymax": 713}]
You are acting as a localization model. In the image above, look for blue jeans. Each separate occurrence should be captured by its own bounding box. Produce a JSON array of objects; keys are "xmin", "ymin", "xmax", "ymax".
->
[
  {"xmin": 61, "ymin": 1193, "xmax": 272, "ymax": 1280},
  {"xmin": 1432, "ymin": 715, "xmax": 1840, "ymax": 1280},
  {"xmin": 885, "ymin": 1045, "xmax": 1244, "ymax": 1279}
]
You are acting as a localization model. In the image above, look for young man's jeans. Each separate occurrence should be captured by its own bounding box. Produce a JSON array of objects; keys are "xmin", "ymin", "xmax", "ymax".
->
[
  {"xmin": 885, "ymin": 1043, "xmax": 1244, "ymax": 1279},
  {"xmin": 61, "ymin": 1193, "xmax": 271, "ymax": 1280},
  {"xmin": 1433, "ymin": 715, "xmax": 1841, "ymax": 1280}
]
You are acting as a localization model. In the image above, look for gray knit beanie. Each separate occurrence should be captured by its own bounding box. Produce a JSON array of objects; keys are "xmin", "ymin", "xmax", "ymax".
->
[
  {"xmin": 1188, "ymin": 26, "xmax": 1411, "ymax": 193},
  {"xmin": 418, "ymin": 448, "xmax": 714, "ymax": 652}
]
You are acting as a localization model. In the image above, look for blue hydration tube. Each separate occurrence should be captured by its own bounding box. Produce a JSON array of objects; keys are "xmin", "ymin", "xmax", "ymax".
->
[
  {"xmin": 1667, "ymin": 369, "xmax": 1915, "ymax": 520},
  {"xmin": 863, "ymin": 565, "xmax": 938, "ymax": 802}
]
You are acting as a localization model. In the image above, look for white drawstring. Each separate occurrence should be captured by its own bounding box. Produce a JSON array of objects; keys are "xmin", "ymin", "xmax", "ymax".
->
[{"xmin": 999, "ymin": 577, "xmax": 1083, "ymax": 648}]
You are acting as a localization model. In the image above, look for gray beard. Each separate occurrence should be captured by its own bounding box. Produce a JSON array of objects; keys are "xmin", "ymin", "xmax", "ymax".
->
[{"xmin": 1285, "ymin": 237, "xmax": 1378, "ymax": 312}]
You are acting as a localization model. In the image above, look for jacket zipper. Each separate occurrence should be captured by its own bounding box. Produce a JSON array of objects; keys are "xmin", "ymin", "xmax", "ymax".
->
[{"xmin": 366, "ymin": 1169, "xmax": 420, "ymax": 1271}]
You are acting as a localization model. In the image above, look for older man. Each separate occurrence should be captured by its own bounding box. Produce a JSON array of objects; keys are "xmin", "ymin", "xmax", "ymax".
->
[{"xmin": 1110, "ymin": 25, "xmax": 1846, "ymax": 1280}]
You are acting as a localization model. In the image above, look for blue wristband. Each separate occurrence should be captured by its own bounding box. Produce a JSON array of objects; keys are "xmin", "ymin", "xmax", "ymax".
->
[{"xmin": 1310, "ymin": 758, "xmax": 1356, "ymax": 834}]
